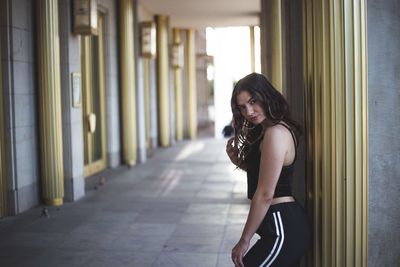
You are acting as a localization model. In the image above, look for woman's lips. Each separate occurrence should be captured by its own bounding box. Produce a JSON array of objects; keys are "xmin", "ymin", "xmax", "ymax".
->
[{"xmin": 250, "ymin": 116, "xmax": 258, "ymax": 122}]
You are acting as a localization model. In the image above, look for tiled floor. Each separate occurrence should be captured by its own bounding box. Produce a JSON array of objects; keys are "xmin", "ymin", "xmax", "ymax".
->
[{"xmin": 0, "ymin": 138, "xmax": 255, "ymax": 267}]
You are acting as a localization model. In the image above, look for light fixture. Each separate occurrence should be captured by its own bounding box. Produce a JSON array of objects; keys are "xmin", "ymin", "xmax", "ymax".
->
[
  {"xmin": 73, "ymin": 0, "xmax": 98, "ymax": 35},
  {"xmin": 140, "ymin": 22, "xmax": 157, "ymax": 58},
  {"xmin": 171, "ymin": 43, "xmax": 184, "ymax": 68}
]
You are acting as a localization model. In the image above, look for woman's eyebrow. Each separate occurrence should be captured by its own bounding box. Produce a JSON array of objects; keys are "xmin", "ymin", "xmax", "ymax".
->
[
  {"xmin": 237, "ymin": 97, "xmax": 254, "ymax": 107},
  {"xmin": 247, "ymin": 97, "xmax": 255, "ymax": 103}
]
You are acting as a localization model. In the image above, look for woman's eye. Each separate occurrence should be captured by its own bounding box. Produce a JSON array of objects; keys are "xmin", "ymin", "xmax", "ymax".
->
[{"xmin": 249, "ymin": 99, "xmax": 256, "ymax": 105}]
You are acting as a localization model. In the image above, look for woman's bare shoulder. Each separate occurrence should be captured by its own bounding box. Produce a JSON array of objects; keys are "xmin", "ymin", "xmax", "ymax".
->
[{"xmin": 263, "ymin": 123, "xmax": 288, "ymax": 138}]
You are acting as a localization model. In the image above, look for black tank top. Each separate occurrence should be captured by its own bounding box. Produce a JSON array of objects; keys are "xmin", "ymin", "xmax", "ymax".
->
[{"xmin": 245, "ymin": 123, "xmax": 297, "ymax": 199}]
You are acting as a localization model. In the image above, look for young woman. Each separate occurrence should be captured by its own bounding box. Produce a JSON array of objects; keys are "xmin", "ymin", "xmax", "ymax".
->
[{"xmin": 226, "ymin": 73, "xmax": 311, "ymax": 267}]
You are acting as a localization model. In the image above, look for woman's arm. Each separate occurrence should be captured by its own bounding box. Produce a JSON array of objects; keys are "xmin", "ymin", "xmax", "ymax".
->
[{"xmin": 231, "ymin": 126, "xmax": 289, "ymax": 267}]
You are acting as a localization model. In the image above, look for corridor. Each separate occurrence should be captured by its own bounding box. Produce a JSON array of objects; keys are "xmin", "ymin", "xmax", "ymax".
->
[{"xmin": 0, "ymin": 138, "xmax": 251, "ymax": 267}]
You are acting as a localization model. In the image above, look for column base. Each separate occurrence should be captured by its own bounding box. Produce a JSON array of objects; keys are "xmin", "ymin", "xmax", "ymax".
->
[{"xmin": 44, "ymin": 198, "xmax": 63, "ymax": 206}]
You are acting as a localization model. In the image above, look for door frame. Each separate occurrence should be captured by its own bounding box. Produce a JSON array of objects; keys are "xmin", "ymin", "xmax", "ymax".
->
[{"xmin": 82, "ymin": 12, "xmax": 107, "ymax": 177}]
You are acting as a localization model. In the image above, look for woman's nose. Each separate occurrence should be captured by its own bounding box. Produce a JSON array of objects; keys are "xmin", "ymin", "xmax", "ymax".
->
[{"xmin": 246, "ymin": 106, "xmax": 254, "ymax": 116}]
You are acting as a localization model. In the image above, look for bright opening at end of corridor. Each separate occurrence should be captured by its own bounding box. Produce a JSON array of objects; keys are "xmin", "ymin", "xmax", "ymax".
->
[{"xmin": 206, "ymin": 26, "xmax": 261, "ymax": 138}]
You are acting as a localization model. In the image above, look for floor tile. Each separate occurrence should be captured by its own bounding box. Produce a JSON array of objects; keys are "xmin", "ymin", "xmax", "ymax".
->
[
  {"xmin": 163, "ymin": 236, "xmax": 222, "ymax": 253},
  {"xmin": 153, "ymin": 252, "xmax": 218, "ymax": 267},
  {"xmin": 0, "ymin": 138, "xmax": 249, "ymax": 267}
]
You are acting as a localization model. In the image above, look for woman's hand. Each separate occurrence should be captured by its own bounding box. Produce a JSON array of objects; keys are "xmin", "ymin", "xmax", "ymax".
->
[
  {"xmin": 226, "ymin": 138, "xmax": 247, "ymax": 170},
  {"xmin": 226, "ymin": 137, "xmax": 240, "ymax": 165},
  {"xmin": 231, "ymin": 238, "xmax": 250, "ymax": 267}
]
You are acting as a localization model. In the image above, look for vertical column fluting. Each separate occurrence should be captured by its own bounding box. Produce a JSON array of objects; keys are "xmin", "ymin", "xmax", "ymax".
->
[
  {"xmin": 302, "ymin": 0, "xmax": 368, "ymax": 266},
  {"xmin": 173, "ymin": 28, "xmax": 184, "ymax": 141},
  {"xmin": 37, "ymin": 0, "xmax": 64, "ymax": 206},
  {"xmin": 260, "ymin": 0, "xmax": 284, "ymax": 92},
  {"xmin": 250, "ymin": 26, "xmax": 256, "ymax": 73},
  {"xmin": 155, "ymin": 15, "xmax": 170, "ymax": 147},
  {"xmin": 119, "ymin": 0, "xmax": 137, "ymax": 166},
  {"xmin": 185, "ymin": 29, "xmax": 197, "ymax": 140}
]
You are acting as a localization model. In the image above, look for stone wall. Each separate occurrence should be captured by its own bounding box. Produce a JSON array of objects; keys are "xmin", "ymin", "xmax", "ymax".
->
[
  {"xmin": 367, "ymin": 0, "xmax": 400, "ymax": 265},
  {"xmin": 1, "ymin": 0, "xmax": 39, "ymax": 214}
]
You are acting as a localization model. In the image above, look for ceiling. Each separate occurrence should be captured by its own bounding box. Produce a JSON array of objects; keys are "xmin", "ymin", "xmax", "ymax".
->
[{"xmin": 138, "ymin": 0, "xmax": 261, "ymax": 29}]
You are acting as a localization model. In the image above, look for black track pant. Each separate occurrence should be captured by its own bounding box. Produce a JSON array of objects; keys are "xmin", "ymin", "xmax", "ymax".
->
[{"xmin": 243, "ymin": 201, "xmax": 311, "ymax": 267}]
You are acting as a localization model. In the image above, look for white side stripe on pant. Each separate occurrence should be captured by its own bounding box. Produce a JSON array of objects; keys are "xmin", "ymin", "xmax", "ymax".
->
[{"xmin": 259, "ymin": 211, "xmax": 285, "ymax": 267}]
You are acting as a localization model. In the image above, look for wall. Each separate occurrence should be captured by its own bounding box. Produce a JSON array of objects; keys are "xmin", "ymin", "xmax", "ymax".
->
[
  {"xmin": 0, "ymin": 0, "xmax": 39, "ymax": 214},
  {"xmin": 195, "ymin": 29, "xmax": 212, "ymax": 135},
  {"xmin": 98, "ymin": 0, "xmax": 121, "ymax": 167},
  {"xmin": 59, "ymin": 0, "xmax": 85, "ymax": 202},
  {"xmin": 138, "ymin": 2, "xmax": 158, "ymax": 152},
  {"xmin": 367, "ymin": 1, "xmax": 400, "ymax": 265},
  {"xmin": 58, "ymin": 0, "xmax": 121, "ymax": 200},
  {"xmin": 0, "ymin": 0, "xmax": 123, "ymax": 213}
]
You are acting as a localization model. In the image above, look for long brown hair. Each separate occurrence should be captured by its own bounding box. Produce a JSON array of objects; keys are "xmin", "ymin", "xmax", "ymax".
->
[{"xmin": 230, "ymin": 73, "xmax": 301, "ymax": 164}]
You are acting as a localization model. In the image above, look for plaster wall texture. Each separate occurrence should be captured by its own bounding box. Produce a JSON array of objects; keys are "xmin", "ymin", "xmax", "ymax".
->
[
  {"xmin": 98, "ymin": 0, "xmax": 121, "ymax": 168},
  {"xmin": 59, "ymin": 0, "xmax": 84, "ymax": 202},
  {"xmin": 9, "ymin": 0, "xmax": 39, "ymax": 212},
  {"xmin": 367, "ymin": 0, "xmax": 400, "ymax": 266},
  {"xmin": 196, "ymin": 29, "xmax": 211, "ymax": 129}
]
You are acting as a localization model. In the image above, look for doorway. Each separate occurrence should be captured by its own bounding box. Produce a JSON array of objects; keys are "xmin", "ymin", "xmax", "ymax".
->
[{"xmin": 81, "ymin": 13, "xmax": 107, "ymax": 177}]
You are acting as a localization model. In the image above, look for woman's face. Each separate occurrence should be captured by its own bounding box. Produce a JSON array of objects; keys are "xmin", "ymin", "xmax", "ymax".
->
[{"xmin": 236, "ymin": 90, "xmax": 266, "ymax": 125}]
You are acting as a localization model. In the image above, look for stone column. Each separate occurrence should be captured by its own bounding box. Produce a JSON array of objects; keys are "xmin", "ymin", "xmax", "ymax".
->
[
  {"xmin": 173, "ymin": 28, "xmax": 184, "ymax": 141},
  {"xmin": 303, "ymin": 0, "xmax": 368, "ymax": 266},
  {"xmin": 155, "ymin": 15, "xmax": 170, "ymax": 147},
  {"xmin": 260, "ymin": 0, "xmax": 284, "ymax": 92},
  {"xmin": 250, "ymin": 26, "xmax": 256, "ymax": 73},
  {"xmin": 119, "ymin": 0, "xmax": 137, "ymax": 166},
  {"xmin": 37, "ymin": 0, "xmax": 64, "ymax": 206},
  {"xmin": 185, "ymin": 29, "xmax": 197, "ymax": 140}
]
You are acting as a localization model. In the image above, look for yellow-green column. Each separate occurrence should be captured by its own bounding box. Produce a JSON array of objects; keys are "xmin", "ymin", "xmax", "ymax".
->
[
  {"xmin": 185, "ymin": 29, "xmax": 197, "ymax": 139},
  {"xmin": 173, "ymin": 28, "xmax": 184, "ymax": 141},
  {"xmin": 120, "ymin": 0, "xmax": 137, "ymax": 165},
  {"xmin": 155, "ymin": 15, "xmax": 170, "ymax": 147},
  {"xmin": 37, "ymin": 0, "xmax": 64, "ymax": 206},
  {"xmin": 260, "ymin": 0, "xmax": 284, "ymax": 92},
  {"xmin": 249, "ymin": 26, "xmax": 256, "ymax": 73},
  {"xmin": 302, "ymin": 0, "xmax": 368, "ymax": 266}
]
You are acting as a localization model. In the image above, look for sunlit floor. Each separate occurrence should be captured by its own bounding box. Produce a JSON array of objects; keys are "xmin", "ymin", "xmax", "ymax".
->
[{"xmin": 0, "ymin": 138, "xmax": 254, "ymax": 267}]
